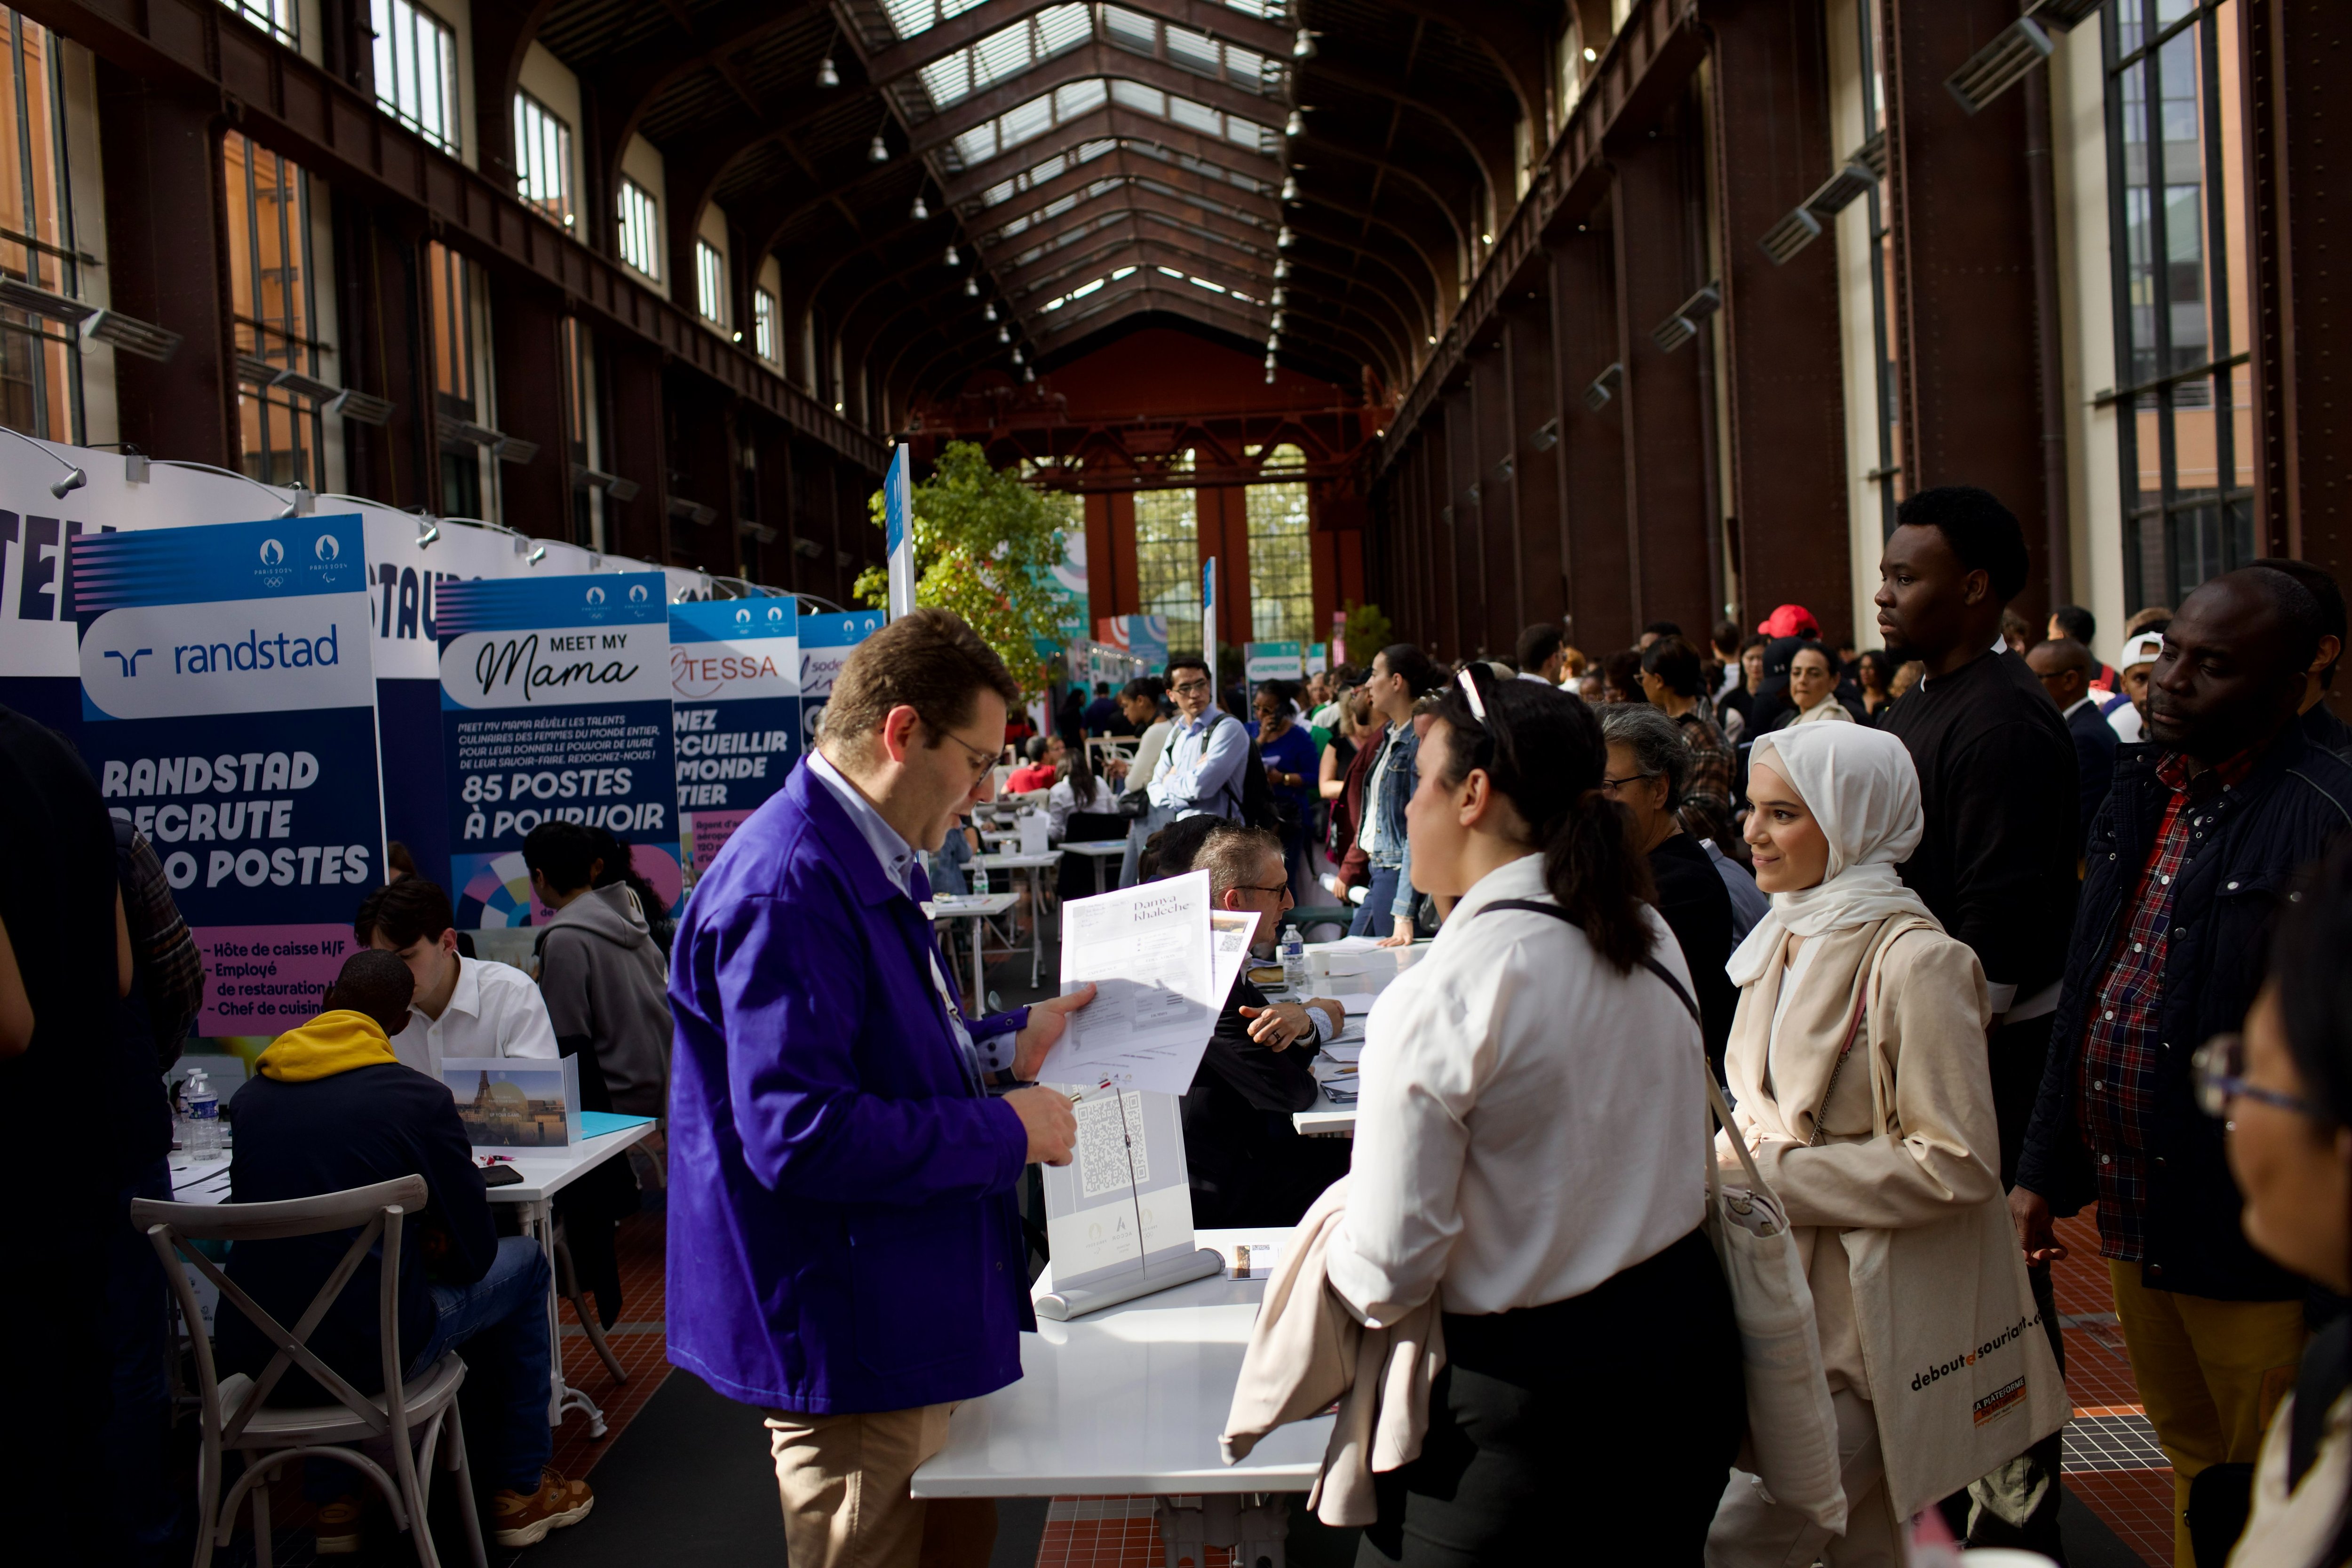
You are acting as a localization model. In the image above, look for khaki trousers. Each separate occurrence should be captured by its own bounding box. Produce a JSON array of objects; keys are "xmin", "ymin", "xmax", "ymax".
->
[
  {"xmin": 763, "ymin": 1402, "xmax": 996, "ymax": 1568},
  {"xmin": 1707, "ymin": 1388, "xmax": 1901, "ymax": 1568},
  {"xmin": 2106, "ymin": 1261, "xmax": 2304, "ymax": 1568}
]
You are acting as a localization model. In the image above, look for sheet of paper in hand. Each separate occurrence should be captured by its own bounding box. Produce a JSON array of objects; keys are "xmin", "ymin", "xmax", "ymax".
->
[{"xmin": 1037, "ymin": 871, "xmax": 1249, "ymax": 1095}]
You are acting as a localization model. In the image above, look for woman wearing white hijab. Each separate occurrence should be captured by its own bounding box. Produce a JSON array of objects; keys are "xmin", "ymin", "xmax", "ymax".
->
[{"xmin": 1707, "ymin": 724, "xmax": 2006, "ymax": 1566}]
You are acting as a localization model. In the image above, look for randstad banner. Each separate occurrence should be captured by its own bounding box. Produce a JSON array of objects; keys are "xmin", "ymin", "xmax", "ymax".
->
[
  {"xmin": 670, "ymin": 597, "xmax": 799, "ymax": 875},
  {"xmin": 72, "ymin": 515, "xmax": 386, "ymax": 1035},
  {"xmin": 435, "ymin": 574, "xmax": 681, "ymax": 928}
]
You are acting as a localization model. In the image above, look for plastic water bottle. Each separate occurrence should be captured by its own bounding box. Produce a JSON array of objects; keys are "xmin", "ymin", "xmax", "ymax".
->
[
  {"xmin": 1280, "ymin": 923, "xmax": 1308, "ymax": 994},
  {"xmin": 972, "ymin": 861, "xmax": 991, "ymax": 897},
  {"xmin": 185, "ymin": 1070, "xmax": 221, "ymax": 1157}
]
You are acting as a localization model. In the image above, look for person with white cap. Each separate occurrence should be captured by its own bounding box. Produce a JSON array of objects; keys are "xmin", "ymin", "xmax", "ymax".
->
[
  {"xmin": 2106, "ymin": 629, "xmax": 2167, "ymax": 745},
  {"xmin": 1707, "ymin": 723, "xmax": 2049, "ymax": 1564}
]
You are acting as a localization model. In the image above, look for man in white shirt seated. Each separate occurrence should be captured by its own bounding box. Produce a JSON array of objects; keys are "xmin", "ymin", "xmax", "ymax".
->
[{"xmin": 354, "ymin": 876, "xmax": 558, "ymax": 1075}]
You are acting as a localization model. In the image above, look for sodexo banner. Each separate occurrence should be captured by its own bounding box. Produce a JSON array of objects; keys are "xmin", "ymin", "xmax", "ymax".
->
[
  {"xmin": 797, "ymin": 609, "xmax": 885, "ymax": 749},
  {"xmin": 670, "ymin": 597, "xmax": 799, "ymax": 876},
  {"xmin": 435, "ymin": 573, "xmax": 680, "ymax": 929},
  {"xmin": 72, "ymin": 515, "xmax": 387, "ymax": 1034}
]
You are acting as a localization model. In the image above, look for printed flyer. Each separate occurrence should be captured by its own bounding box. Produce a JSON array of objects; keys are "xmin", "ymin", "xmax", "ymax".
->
[{"xmin": 72, "ymin": 515, "xmax": 386, "ymax": 1034}]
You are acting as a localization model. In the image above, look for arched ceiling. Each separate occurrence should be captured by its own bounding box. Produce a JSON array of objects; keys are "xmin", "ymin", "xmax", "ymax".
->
[{"xmin": 522, "ymin": 0, "xmax": 1556, "ymax": 424}]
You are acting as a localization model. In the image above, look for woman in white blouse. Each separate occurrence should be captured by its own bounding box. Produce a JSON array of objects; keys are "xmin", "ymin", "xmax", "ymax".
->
[
  {"xmin": 1328, "ymin": 669, "xmax": 1744, "ymax": 1564},
  {"xmin": 1775, "ymin": 643, "xmax": 1856, "ymax": 729},
  {"xmin": 1046, "ymin": 744, "xmax": 1117, "ymax": 840}
]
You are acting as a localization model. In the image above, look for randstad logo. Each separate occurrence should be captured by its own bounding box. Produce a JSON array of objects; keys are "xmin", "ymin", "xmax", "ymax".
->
[
  {"xmin": 587, "ymin": 587, "xmax": 607, "ymax": 605},
  {"xmin": 167, "ymin": 626, "xmax": 341, "ymax": 674},
  {"xmin": 259, "ymin": 539, "xmax": 286, "ymax": 566},
  {"xmin": 314, "ymin": 534, "xmax": 340, "ymax": 562}
]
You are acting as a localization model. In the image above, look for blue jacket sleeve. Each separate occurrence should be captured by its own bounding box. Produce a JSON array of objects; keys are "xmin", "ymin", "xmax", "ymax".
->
[{"xmin": 708, "ymin": 889, "xmax": 1028, "ymax": 1207}]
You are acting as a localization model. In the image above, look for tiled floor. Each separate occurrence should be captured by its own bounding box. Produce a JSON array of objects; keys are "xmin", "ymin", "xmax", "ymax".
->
[
  {"xmin": 2053, "ymin": 1214, "xmax": 2175, "ymax": 1567},
  {"xmin": 548, "ymin": 1205, "xmax": 674, "ymax": 1484}
]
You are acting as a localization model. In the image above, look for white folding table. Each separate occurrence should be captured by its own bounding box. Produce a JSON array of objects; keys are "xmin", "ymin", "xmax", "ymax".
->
[
  {"xmin": 971, "ymin": 850, "xmax": 1062, "ymax": 986},
  {"xmin": 169, "ymin": 1118, "xmax": 657, "ymax": 1437},
  {"xmin": 911, "ymin": 1226, "xmax": 1329, "ymax": 1566},
  {"xmin": 1059, "ymin": 838, "xmax": 1130, "ymax": 896},
  {"xmin": 923, "ymin": 892, "xmax": 1020, "ymax": 1006}
]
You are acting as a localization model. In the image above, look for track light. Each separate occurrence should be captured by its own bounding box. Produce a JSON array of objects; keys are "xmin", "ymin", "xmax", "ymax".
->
[
  {"xmin": 911, "ymin": 193, "xmax": 930, "ymax": 221},
  {"xmin": 1280, "ymin": 176, "xmax": 1299, "ymax": 201},
  {"xmin": 416, "ymin": 516, "xmax": 440, "ymax": 548},
  {"xmin": 525, "ymin": 542, "xmax": 547, "ymax": 565},
  {"xmin": 1285, "ymin": 109, "xmax": 1304, "ymax": 137},
  {"xmin": 1292, "ymin": 28, "xmax": 1318, "ymax": 59},
  {"xmin": 869, "ymin": 133, "xmax": 889, "ymax": 163},
  {"xmin": 816, "ymin": 55, "xmax": 841, "ymax": 88},
  {"xmin": 0, "ymin": 425, "xmax": 85, "ymax": 496},
  {"xmin": 965, "ymin": 275, "xmax": 980, "ymax": 296}
]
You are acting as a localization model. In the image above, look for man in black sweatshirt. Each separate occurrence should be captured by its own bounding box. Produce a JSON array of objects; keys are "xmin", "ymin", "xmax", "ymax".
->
[
  {"xmin": 225, "ymin": 950, "xmax": 593, "ymax": 1551},
  {"xmin": 1875, "ymin": 485, "xmax": 2076, "ymax": 1554}
]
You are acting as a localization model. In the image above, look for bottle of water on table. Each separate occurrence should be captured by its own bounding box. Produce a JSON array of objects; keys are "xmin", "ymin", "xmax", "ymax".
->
[
  {"xmin": 1280, "ymin": 923, "xmax": 1308, "ymax": 995},
  {"xmin": 185, "ymin": 1070, "xmax": 220, "ymax": 1157},
  {"xmin": 973, "ymin": 861, "xmax": 991, "ymax": 897}
]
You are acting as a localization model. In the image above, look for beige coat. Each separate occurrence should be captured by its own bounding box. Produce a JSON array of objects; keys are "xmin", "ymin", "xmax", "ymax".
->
[
  {"xmin": 1718, "ymin": 915, "xmax": 2000, "ymax": 1402},
  {"xmin": 1222, "ymin": 1178, "xmax": 1444, "ymax": 1527}
]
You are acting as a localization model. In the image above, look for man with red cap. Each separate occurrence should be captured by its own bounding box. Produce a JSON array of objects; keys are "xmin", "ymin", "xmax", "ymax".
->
[{"xmin": 1755, "ymin": 604, "xmax": 1820, "ymax": 641}]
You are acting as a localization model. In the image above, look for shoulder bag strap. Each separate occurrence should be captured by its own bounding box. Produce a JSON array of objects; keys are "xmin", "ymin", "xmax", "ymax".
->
[{"xmin": 1473, "ymin": 898, "xmax": 1702, "ymax": 1026}]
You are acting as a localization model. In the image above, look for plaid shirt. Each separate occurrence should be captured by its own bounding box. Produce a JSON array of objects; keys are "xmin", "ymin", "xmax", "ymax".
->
[
  {"xmin": 2076, "ymin": 748, "xmax": 2256, "ymax": 1261},
  {"xmin": 1675, "ymin": 710, "xmax": 1736, "ymax": 848},
  {"xmin": 118, "ymin": 824, "xmax": 203, "ymax": 1061}
]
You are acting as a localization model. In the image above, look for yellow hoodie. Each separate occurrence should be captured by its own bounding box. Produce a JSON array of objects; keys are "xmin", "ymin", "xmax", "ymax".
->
[{"xmin": 254, "ymin": 1010, "xmax": 403, "ymax": 1082}]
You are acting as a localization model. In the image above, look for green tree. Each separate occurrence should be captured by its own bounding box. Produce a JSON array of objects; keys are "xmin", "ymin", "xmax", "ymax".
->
[
  {"xmin": 855, "ymin": 442, "xmax": 1070, "ymax": 700},
  {"xmin": 1341, "ymin": 601, "xmax": 1392, "ymax": 663}
]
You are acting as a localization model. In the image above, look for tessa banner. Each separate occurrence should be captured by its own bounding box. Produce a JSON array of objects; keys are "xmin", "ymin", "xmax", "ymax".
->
[
  {"xmin": 436, "ymin": 573, "xmax": 681, "ymax": 928},
  {"xmin": 72, "ymin": 514, "xmax": 387, "ymax": 1035},
  {"xmin": 669, "ymin": 597, "xmax": 799, "ymax": 875}
]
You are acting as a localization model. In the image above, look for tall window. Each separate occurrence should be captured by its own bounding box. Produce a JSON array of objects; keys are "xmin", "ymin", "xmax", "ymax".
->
[
  {"xmin": 1135, "ymin": 454, "xmax": 1201, "ymax": 653},
  {"xmin": 2104, "ymin": 0, "xmax": 2252, "ymax": 609},
  {"xmin": 217, "ymin": 0, "xmax": 296, "ymax": 46},
  {"xmin": 372, "ymin": 0, "xmax": 459, "ymax": 153},
  {"xmin": 1246, "ymin": 444, "xmax": 1313, "ymax": 641},
  {"xmin": 695, "ymin": 239, "xmax": 725, "ymax": 324},
  {"xmin": 561, "ymin": 314, "xmax": 599, "ymax": 548},
  {"xmin": 1853, "ymin": 0, "xmax": 1902, "ymax": 534},
  {"xmin": 512, "ymin": 91, "xmax": 573, "ymax": 229},
  {"xmin": 616, "ymin": 178, "xmax": 660, "ymax": 279},
  {"xmin": 428, "ymin": 239, "xmax": 493, "ymax": 519},
  {"xmin": 0, "ymin": 11, "xmax": 82, "ymax": 444},
  {"xmin": 753, "ymin": 287, "xmax": 779, "ymax": 363},
  {"xmin": 225, "ymin": 131, "xmax": 319, "ymax": 488}
]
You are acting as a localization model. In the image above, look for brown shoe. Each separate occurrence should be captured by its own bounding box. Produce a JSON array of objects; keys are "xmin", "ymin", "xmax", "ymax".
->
[{"xmin": 492, "ymin": 1468, "xmax": 594, "ymax": 1547}]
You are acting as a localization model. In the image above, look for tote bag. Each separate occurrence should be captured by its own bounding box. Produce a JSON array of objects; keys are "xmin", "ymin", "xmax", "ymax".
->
[
  {"xmin": 1840, "ymin": 938, "xmax": 2067, "ymax": 1520},
  {"xmin": 1473, "ymin": 898, "xmax": 1849, "ymax": 1532}
]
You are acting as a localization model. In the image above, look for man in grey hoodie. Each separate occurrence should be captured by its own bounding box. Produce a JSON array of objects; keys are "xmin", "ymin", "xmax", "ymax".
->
[{"xmin": 524, "ymin": 821, "xmax": 673, "ymax": 1117}]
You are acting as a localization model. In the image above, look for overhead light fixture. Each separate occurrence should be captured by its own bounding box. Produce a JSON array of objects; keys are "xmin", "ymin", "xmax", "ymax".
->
[
  {"xmin": 911, "ymin": 193, "xmax": 930, "ymax": 221},
  {"xmin": 731, "ymin": 330, "xmax": 743, "ymax": 343},
  {"xmin": 1023, "ymin": 366, "xmax": 1035, "ymax": 383},
  {"xmin": 1265, "ymin": 366, "xmax": 1278, "ymax": 384},
  {"xmin": 525, "ymin": 542, "xmax": 547, "ymax": 565},
  {"xmin": 1266, "ymin": 334, "xmax": 1280, "ymax": 351},
  {"xmin": 1271, "ymin": 310, "xmax": 1286, "ymax": 329},
  {"xmin": 1426, "ymin": 333, "xmax": 1437, "ymax": 345},
  {"xmin": 997, "ymin": 325, "xmax": 1010, "ymax": 343},
  {"xmin": 964, "ymin": 275, "xmax": 980, "ymax": 296},
  {"xmin": 1271, "ymin": 286, "xmax": 1286, "ymax": 306},
  {"xmin": 1277, "ymin": 227, "xmax": 1295, "ymax": 249},
  {"xmin": 945, "ymin": 243, "xmax": 960, "ymax": 266},
  {"xmin": 1482, "ymin": 232, "xmax": 1494, "ymax": 245},
  {"xmin": 1293, "ymin": 28, "xmax": 1318, "ymax": 59},
  {"xmin": 1273, "ymin": 258, "xmax": 1290, "ymax": 279},
  {"xmin": 984, "ymin": 302, "xmax": 998, "ymax": 322},
  {"xmin": 868, "ymin": 133, "xmax": 889, "ymax": 163},
  {"xmin": 1011, "ymin": 347, "xmax": 1024, "ymax": 365},
  {"xmin": 816, "ymin": 54, "xmax": 841, "ymax": 88},
  {"xmin": 1284, "ymin": 109, "xmax": 1305, "ymax": 137},
  {"xmin": 1280, "ymin": 176, "xmax": 1300, "ymax": 201},
  {"xmin": 0, "ymin": 425, "xmax": 85, "ymax": 496},
  {"xmin": 415, "ymin": 516, "xmax": 440, "ymax": 548},
  {"xmin": 1583, "ymin": 45, "xmax": 1597, "ymax": 62}
]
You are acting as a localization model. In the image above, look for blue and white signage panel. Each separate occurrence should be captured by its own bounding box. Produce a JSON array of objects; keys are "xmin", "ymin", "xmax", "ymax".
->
[
  {"xmin": 670, "ymin": 597, "xmax": 799, "ymax": 874},
  {"xmin": 435, "ymin": 573, "xmax": 680, "ymax": 928},
  {"xmin": 72, "ymin": 515, "xmax": 386, "ymax": 1035}
]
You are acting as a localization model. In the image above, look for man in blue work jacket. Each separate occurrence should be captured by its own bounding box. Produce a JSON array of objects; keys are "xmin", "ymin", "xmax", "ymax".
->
[{"xmin": 667, "ymin": 608, "xmax": 1091, "ymax": 1568}]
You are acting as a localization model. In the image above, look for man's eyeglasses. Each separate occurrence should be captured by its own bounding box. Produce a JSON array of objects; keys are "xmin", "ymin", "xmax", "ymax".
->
[
  {"xmin": 930, "ymin": 722, "xmax": 1000, "ymax": 782},
  {"xmin": 1600, "ymin": 771, "xmax": 1661, "ymax": 793},
  {"xmin": 1171, "ymin": 679, "xmax": 1212, "ymax": 696},
  {"xmin": 1233, "ymin": 879, "xmax": 1293, "ymax": 901},
  {"xmin": 2191, "ymin": 1034, "xmax": 2331, "ymax": 1122}
]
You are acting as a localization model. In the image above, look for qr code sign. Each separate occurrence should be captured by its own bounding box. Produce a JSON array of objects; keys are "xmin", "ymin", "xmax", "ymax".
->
[{"xmin": 1075, "ymin": 1091, "xmax": 1149, "ymax": 1199}]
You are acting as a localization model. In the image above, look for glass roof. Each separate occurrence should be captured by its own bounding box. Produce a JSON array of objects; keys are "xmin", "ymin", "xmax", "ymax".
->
[
  {"xmin": 1037, "ymin": 262, "xmax": 1263, "ymax": 315},
  {"xmin": 916, "ymin": 4, "xmax": 1090, "ymax": 109},
  {"xmin": 946, "ymin": 76, "xmax": 1273, "ymax": 171}
]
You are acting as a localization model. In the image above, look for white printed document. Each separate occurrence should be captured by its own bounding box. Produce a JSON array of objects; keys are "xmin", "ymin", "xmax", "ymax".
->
[{"xmin": 1038, "ymin": 872, "xmax": 1249, "ymax": 1096}]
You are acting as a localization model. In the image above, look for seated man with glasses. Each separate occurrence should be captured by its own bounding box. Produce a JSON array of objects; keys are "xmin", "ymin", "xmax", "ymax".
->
[
  {"xmin": 1170, "ymin": 823, "xmax": 1350, "ymax": 1227},
  {"xmin": 667, "ymin": 607, "xmax": 1099, "ymax": 1568},
  {"xmin": 1145, "ymin": 656, "xmax": 1252, "ymax": 826}
]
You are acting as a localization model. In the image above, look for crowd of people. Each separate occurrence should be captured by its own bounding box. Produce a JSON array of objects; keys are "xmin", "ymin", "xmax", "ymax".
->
[{"xmin": 12, "ymin": 478, "xmax": 2352, "ymax": 1567}]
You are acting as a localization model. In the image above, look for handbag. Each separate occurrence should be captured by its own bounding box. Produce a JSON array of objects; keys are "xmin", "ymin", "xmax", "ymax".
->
[{"xmin": 1474, "ymin": 901, "xmax": 1849, "ymax": 1531}]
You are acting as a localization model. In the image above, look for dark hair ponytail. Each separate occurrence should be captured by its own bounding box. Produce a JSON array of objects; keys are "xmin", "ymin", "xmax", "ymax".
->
[{"xmin": 1428, "ymin": 672, "xmax": 1656, "ymax": 972}]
